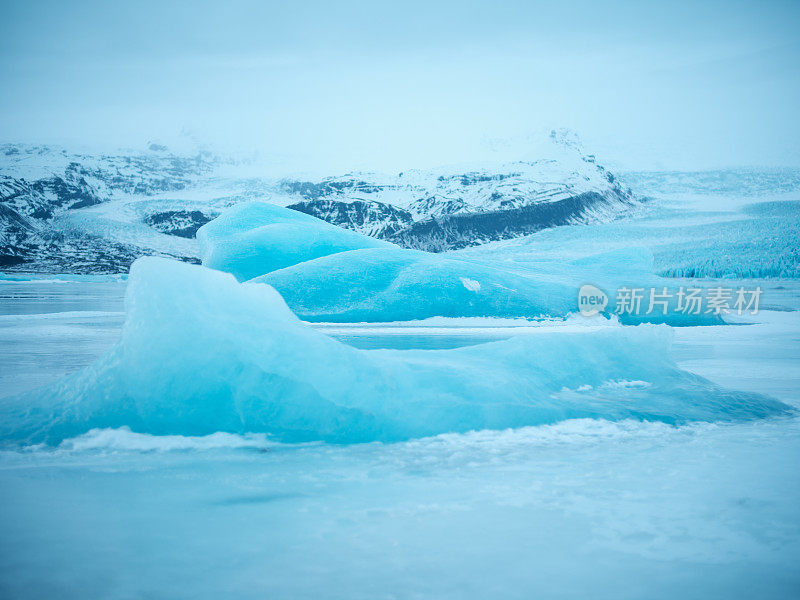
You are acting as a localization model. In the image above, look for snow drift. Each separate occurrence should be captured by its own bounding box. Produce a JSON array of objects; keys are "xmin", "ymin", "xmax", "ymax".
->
[{"xmin": 0, "ymin": 258, "xmax": 790, "ymax": 445}]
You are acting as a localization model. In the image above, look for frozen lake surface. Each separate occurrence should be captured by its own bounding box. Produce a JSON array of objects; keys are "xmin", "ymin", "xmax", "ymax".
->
[{"xmin": 0, "ymin": 278, "xmax": 799, "ymax": 599}]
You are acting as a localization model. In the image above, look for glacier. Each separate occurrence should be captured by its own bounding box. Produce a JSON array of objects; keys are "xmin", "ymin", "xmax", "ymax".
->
[
  {"xmin": 0, "ymin": 257, "xmax": 790, "ymax": 446},
  {"xmin": 281, "ymin": 129, "xmax": 636, "ymax": 251},
  {"xmin": 459, "ymin": 181, "xmax": 800, "ymax": 281}
]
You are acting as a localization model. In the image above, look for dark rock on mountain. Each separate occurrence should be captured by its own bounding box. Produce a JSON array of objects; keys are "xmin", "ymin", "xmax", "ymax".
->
[
  {"xmin": 389, "ymin": 192, "xmax": 617, "ymax": 251},
  {"xmin": 287, "ymin": 199, "xmax": 413, "ymax": 238},
  {"xmin": 144, "ymin": 210, "xmax": 217, "ymax": 239}
]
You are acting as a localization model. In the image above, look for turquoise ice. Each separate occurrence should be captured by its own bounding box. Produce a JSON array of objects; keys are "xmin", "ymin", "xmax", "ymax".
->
[
  {"xmin": 197, "ymin": 201, "xmax": 392, "ymax": 281},
  {"xmin": 0, "ymin": 258, "xmax": 789, "ymax": 445},
  {"xmin": 200, "ymin": 202, "xmax": 720, "ymax": 324}
]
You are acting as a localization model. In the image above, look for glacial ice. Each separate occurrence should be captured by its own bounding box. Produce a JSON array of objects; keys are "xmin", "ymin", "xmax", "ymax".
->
[
  {"xmin": 655, "ymin": 200, "xmax": 800, "ymax": 278},
  {"xmin": 256, "ymin": 245, "xmax": 723, "ymax": 325},
  {"xmin": 201, "ymin": 202, "xmax": 721, "ymax": 324},
  {"xmin": 459, "ymin": 198, "xmax": 800, "ymax": 280},
  {"xmin": 0, "ymin": 258, "xmax": 790, "ymax": 445},
  {"xmin": 196, "ymin": 201, "xmax": 392, "ymax": 281},
  {"xmin": 257, "ymin": 246, "xmax": 575, "ymax": 321}
]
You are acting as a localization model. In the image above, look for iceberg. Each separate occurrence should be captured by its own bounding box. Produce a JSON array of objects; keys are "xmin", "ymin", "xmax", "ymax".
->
[
  {"xmin": 255, "ymin": 246, "xmax": 719, "ymax": 324},
  {"xmin": 0, "ymin": 258, "xmax": 790, "ymax": 446},
  {"xmin": 201, "ymin": 203, "xmax": 720, "ymax": 324},
  {"xmin": 255, "ymin": 246, "xmax": 578, "ymax": 322},
  {"xmin": 196, "ymin": 201, "xmax": 392, "ymax": 281}
]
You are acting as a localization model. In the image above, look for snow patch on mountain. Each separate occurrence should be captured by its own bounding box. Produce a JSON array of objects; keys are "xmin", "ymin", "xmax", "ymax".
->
[
  {"xmin": 0, "ymin": 132, "xmax": 636, "ymax": 273},
  {"xmin": 282, "ymin": 130, "xmax": 637, "ymax": 250}
]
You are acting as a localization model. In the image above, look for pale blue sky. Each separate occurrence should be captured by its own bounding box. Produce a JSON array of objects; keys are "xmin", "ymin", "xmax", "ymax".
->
[{"xmin": 1, "ymin": 0, "xmax": 798, "ymax": 170}]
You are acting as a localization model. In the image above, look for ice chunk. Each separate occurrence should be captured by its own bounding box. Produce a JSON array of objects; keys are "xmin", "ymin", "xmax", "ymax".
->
[
  {"xmin": 254, "ymin": 247, "xmax": 720, "ymax": 325},
  {"xmin": 0, "ymin": 258, "xmax": 790, "ymax": 446},
  {"xmin": 197, "ymin": 201, "xmax": 392, "ymax": 281},
  {"xmin": 198, "ymin": 204, "xmax": 723, "ymax": 324},
  {"xmin": 199, "ymin": 203, "xmax": 719, "ymax": 324},
  {"xmin": 460, "ymin": 277, "xmax": 481, "ymax": 292},
  {"xmin": 253, "ymin": 246, "xmax": 575, "ymax": 322},
  {"xmin": 57, "ymin": 427, "xmax": 271, "ymax": 453}
]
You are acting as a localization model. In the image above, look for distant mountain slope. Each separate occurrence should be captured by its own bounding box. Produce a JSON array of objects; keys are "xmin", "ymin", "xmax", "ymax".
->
[
  {"xmin": 0, "ymin": 144, "xmax": 231, "ymax": 272},
  {"xmin": 0, "ymin": 132, "xmax": 636, "ymax": 273},
  {"xmin": 282, "ymin": 131, "xmax": 635, "ymax": 250}
]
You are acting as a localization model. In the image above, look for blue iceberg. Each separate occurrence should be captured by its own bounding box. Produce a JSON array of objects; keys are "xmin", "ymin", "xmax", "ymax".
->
[
  {"xmin": 1, "ymin": 258, "xmax": 790, "ymax": 446},
  {"xmin": 197, "ymin": 201, "xmax": 392, "ymax": 281},
  {"xmin": 201, "ymin": 203, "xmax": 720, "ymax": 324},
  {"xmin": 255, "ymin": 246, "xmax": 717, "ymax": 324}
]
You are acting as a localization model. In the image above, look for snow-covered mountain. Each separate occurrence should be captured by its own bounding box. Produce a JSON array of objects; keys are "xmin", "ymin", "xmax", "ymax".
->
[{"xmin": 0, "ymin": 131, "xmax": 636, "ymax": 273}]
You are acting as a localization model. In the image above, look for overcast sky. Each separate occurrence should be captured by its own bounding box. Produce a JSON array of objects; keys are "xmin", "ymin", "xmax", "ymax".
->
[{"xmin": 1, "ymin": 0, "xmax": 798, "ymax": 170}]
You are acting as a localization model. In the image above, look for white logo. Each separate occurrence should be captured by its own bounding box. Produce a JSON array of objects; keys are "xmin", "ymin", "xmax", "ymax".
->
[{"xmin": 578, "ymin": 284, "xmax": 608, "ymax": 316}]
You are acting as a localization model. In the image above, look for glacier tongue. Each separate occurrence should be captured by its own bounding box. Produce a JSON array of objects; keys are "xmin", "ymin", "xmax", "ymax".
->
[{"xmin": 0, "ymin": 258, "xmax": 790, "ymax": 446}]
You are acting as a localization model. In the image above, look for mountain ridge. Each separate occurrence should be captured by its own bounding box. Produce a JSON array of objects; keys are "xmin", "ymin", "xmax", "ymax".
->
[{"xmin": 0, "ymin": 133, "xmax": 636, "ymax": 273}]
